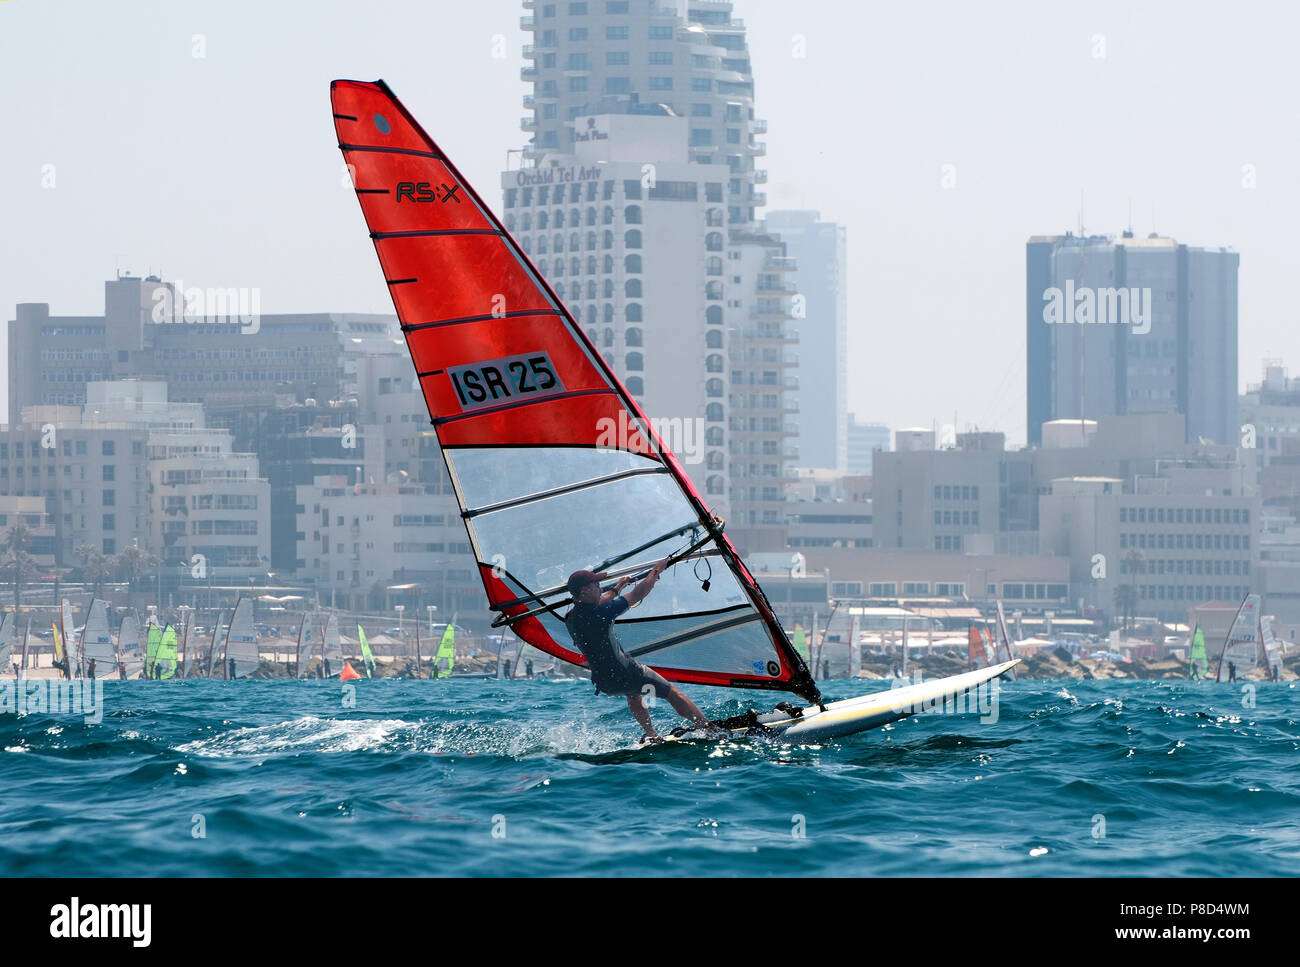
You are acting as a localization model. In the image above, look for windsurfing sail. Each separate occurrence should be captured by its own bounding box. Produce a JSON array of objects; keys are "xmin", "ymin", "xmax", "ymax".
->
[
  {"xmin": 792, "ymin": 624, "xmax": 809, "ymax": 664},
  {"xmin": 0, "ymin": 612, "xmax": 13, "ymax": 669},
  {"xmin": 994, "ymin": 601, "xmax": 1017, "ymax": 680},
  {"xmin": 118, "ymin": 613, "xmax": 143, "ymax": 679},
  {"xmin": 156, "ymin": 625, "xmax": 178, "ymax": 680},
  {"xmin": 206, "ymin": 612, "xmax": 224, "ymax": 678},
  {"xmin": 145, "ymin": 623, "xmax": 162, "ymax": 679},
  {"xmin": 321, "ymin": 613, "xmax": 342, "ymax": 677},
  {"xmin": 20, "ymin": 619, "xmax": 32, "ymax": 676},
  {"xmin": 357, "ymin": 625, "xmax": 375, "ymax": 678},
  {"xmin": 295, "ymin": 611, "xmax": 316, "ymax": 679},
  {"xmin": 414, "ymin": 621, "xmax": 423, "ymax": 679},
  {"xmin": 434, "ymin": 623, "xmax": 455, "ymax": 680},
  {"xmin": 225, "ymin": 598, "xmax": 258, "ymax": 679},
  {"xmin": 1188, "ymin": 625, "xmax": 1207, "ymax": 679},
  {"xmin": 1215, "ymin": 593, "xmax": 1261, "ymax": 682},
  {"xmin": 178, "ymin": 614, "xmax": 192, "ymax": 678},
  {"xmin": 52, "ymin": 622, "xmax": 66, "ymax": 676},
  {"xmin": 60, "ymin": 599, "xmax": 78, "ymax": 677},
  {"xmin": 330, "ymin": 79, "xmax": 820, "ymax": 703},
  {"xmin": 1261, "ymin": 614, "xmax": 1282, "ymax": 679},
  {"xmin": 968, "ymin": 625, "xmax": 994, "ymax": 670},
  {"xmin": 81, "ymin": 599, "xmax": 116, "ymax": 678}
]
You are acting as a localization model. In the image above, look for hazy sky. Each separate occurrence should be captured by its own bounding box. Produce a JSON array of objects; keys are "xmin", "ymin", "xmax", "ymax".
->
[{"xmin": 3, "ymin": 0, "xmax": 1298, "ymax": 444}]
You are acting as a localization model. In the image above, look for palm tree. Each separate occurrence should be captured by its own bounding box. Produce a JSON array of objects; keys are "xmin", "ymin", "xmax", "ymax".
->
[
  {"xmin": 1120, "ymin": 548, "xmax": 1146, "ymax": 634},
  {"xmin": 1, "ymin": 523, "xmax": 38, "ymax": 612},
  {"xmin": 1112, "ymin": 583, "xmax": 1138, "ymax": 635},
  {"xmin": 76, "ymin": 543, "xmax": 113, "ymax": 599},
  {"xmin": 112, "ymin": 544, "xmax": 159, "ymax": 590}
]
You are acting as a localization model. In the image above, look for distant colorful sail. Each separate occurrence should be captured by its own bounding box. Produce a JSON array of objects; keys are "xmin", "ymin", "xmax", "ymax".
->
[
  {"xmin": 435, "ymin": 624, "xmax": 455, "ymax": 680},
  {"xmin": 145, "ymin": 624, "xmax": 162, "ymax": 679},
  {"xmin": 1188, "ymin": 625, "xmax": 1207, "ymax": 679},
  {"xmin": 792, "ymin": 624, "xmax": 809, "ymax": 662},
  {"xmin": 968, "ymin": 625, "xmax": 993, "ymax": 670},
  {"xmin": 156, "ymin": 625, "xmax": 178, "ymax": 680},
  {"xmin": 1216, "ymin": 593, "xmax": 1261, "ymax": 682},
  {"xmin": 357, "ymin": 625, "xmax": 375, "ymax": 678}
]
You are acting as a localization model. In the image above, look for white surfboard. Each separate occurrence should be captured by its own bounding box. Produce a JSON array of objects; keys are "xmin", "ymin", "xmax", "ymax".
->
[{"xmin": 659, "ymin": 660, "xmax": 1020, "ymax": 743}]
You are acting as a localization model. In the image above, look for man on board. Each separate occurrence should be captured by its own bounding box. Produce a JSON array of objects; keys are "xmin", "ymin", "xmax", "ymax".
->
[{"xmin": 565, "ymin": 561, "xmax": 717, "ymax": 742}]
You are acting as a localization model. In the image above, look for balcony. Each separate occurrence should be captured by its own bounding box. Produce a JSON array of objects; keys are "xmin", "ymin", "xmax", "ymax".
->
[
  {"xmin": 751, "ymin": 191, "xmax": 766, "ymax": 206},
  {"xmin": 764, "ymin": 255, "xmax": 797, "ymax": 271},
  {"xmin": 748, "ymin": 142, "xmax": 767, "ymax": 156},
  {"xmin": 520, "ymin": 15, "xmax": 535, "ymax": 29},
  {"xmin": 521, "ymin": 115, "xmax": 538, "ymax": 131},
  {"xmin": 753, "ymin": 169, "xmax": 768, "ymax": 184},
  {"xmin": 752, "ymin": 118, "xmax": 768, "ymax": 134},
  {"xmin": 522, "ymin": 95, "xmax": 535, "ymax": 109},
  {"xmin": 522, "ymin": 44, "xmax": 537, "ymax": 58},
  {"xmin": 521, "ymin": 66, "xmax": 538, "ymax": 80}
]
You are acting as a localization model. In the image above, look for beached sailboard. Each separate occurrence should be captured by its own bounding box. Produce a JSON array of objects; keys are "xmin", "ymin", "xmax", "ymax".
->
[{"xmin": 658, "ymin": 660, "xmax": 1020, "ymax": 744}]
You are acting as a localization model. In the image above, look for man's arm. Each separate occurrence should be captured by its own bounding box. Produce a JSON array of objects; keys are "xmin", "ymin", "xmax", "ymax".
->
[{"xmin": 621, "ymin": 558, "xmax": 669, "ymax": 607}]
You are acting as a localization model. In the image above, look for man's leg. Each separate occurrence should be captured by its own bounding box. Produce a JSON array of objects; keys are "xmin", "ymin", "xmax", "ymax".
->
[{"xmin": 626, "ymin": 694, "xmax": 657, "ymax": 738}]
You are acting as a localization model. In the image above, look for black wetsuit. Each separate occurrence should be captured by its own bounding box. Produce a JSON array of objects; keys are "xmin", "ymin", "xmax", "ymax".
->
[{"xmin": 565, "ymin": 595, "xmax": 671, "ymax": 698}]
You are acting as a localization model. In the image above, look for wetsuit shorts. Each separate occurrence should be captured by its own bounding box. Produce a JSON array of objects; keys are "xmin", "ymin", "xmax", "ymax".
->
[{"xmin": 594, "ymin": 661, "xmax": 675, "ymax": 700}]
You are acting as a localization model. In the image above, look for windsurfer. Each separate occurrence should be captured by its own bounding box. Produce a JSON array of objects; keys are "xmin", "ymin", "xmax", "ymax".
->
[{"xmin": 565, "ymin": 562, "xmax": 716, "ymax": 741}]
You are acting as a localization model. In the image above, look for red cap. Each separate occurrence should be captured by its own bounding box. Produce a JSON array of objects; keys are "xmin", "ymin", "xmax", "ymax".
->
[{"xmin": 566, "ymin": 569, "xmax": 606, "ymax": 595}]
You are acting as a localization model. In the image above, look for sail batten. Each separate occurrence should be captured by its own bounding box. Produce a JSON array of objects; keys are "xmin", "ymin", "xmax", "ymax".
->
[{"xmin": 331, "ymin": 79, "xmax": 819, "ymax": 702}]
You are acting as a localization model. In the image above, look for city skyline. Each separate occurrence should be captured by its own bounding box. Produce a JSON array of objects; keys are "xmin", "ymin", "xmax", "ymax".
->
[{"xmin": 4, "ymin": 0, "xmax": 1298, "ymax": 445}]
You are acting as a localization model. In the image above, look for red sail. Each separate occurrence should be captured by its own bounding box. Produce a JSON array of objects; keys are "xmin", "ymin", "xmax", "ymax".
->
[{"xmin": 331, "ymin": 80, "xmax": 819, "ymax": 702}]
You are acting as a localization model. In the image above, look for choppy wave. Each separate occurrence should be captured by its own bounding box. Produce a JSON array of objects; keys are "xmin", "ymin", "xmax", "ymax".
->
[{"xmin": 1, "ymin": 677, "xmax": 1297, "ymax": 875}]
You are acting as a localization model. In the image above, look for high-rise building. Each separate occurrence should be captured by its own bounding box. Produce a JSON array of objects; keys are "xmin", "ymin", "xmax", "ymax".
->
[
  {"xmin": 847, "ymin": 415, "xmax": 889, "ymax": 475},
  {"xmin": 1026, "ymin": 232, "xmax": 1239, "ymax": 447},
  {"xmin": 515, "ymin": 0, "xmax": 797, "ymax": 552},
  {"xmin": 765, "ymin": 210, "xmax": 847, "ymax": 471}
]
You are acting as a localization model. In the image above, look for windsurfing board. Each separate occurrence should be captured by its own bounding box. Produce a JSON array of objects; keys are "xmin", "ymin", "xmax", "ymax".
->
[{"xmin": 657, "ymin": 659, "xmax": 1019, "ymax": 744}]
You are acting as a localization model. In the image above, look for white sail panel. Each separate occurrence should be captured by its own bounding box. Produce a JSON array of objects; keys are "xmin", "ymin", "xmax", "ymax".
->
[
  {"xmin": 1216, "ymin": 593, "xmax": 1261, "ymax": 681},
  {"xmin": 322, "ymin": 613, "xmax": 343, "ymax": 676},
  {"xmin": 0, "ymin": 612, "xmax": 14, "ymax": 667},
  {"xmin": 225, "ymin": 598, "xmax": 259, "ymax": 678},
  {"xmin": 81, "ymin": 599, "xmax": 116, "ymax": 674},
  {"xmin": 118, "ymin": 614, "xmax": 144, "ymax": 679}
]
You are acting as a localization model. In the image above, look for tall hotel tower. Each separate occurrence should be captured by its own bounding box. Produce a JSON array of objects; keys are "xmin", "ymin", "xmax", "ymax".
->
[{"xmin": 506, "ymin": 0, "xmax": 799, "ymax": 551}]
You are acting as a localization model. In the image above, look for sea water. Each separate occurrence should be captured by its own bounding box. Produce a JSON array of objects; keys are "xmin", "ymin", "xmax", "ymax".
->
[{"xmin": 1, "ymin": 677, "xmax": 1296, "ymax": 876}]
